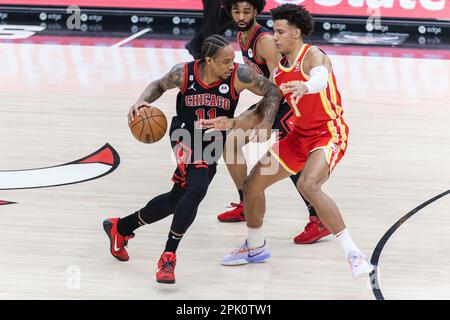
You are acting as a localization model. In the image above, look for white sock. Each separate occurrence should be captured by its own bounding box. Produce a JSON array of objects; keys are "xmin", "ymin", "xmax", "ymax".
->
[
  {"xmin": 335, "ymin": 229, "xmax": 360, "ymax": 258},
  {"xmin": 247, "ymin": 226, "xmax": 264, "ymax": 248}
]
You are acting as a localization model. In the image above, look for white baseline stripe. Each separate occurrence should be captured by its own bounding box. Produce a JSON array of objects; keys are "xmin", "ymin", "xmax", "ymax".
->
[
  {"xmin": 0, "ymin": 163, "xmax": 112, "ymax": 189},
  {"xmin": 111, "ymin": 28, "xmax": 151, "ymax": 48}
]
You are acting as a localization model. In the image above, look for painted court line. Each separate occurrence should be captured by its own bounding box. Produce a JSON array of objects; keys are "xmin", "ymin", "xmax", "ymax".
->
[{"xmin": 111, "ymin": 28, "xmax": 152, "ymax": 48}]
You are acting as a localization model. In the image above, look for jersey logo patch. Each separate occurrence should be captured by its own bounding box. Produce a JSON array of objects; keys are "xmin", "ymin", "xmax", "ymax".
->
[
  {"xmin": 248, "ymin": 48, "xmax": 253, "ymax": 58},
  {"xmin": 219, "ymin": 84, "xmax": 229, "ymax": 94}
]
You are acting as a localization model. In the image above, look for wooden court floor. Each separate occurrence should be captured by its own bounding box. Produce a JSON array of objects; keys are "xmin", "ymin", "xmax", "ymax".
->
[{"xmin": 0, "ymin": 43, "xmax": 449, "ymax": 299}]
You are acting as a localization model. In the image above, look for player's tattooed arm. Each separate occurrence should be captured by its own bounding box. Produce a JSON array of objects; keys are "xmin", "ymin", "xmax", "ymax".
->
[
  {"xmin": 235, "ymin": 64, "xmax": 281, "ymax": 125},
  {"xmin": 128, "ymin": 63, "xmax": 185, "ymax": 124},
  {"xmin": 140, "ymin": 63, "xmax": 185, "ymax": 103},
  {"xmin": 200, "ymin": 65, "xmax": 281, "ymax": 141},
  {"xmin": 157, "ymin": 63, "xmax": 185, "ymax": 91}
]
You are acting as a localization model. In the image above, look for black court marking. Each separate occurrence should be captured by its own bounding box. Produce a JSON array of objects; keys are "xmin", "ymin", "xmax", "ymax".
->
[
  {"xmin": 370, "ymin": 189, "xmax": 450, "ymax": 300},
  {"xmin": 0, "ymin": 201, "xmax": 16, "ymax": 206}
]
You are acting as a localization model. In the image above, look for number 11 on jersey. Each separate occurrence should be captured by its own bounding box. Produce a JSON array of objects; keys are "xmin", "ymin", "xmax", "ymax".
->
[{"xmin": 195, "ymin": 108, "xmax": 217, "ymax": 129}]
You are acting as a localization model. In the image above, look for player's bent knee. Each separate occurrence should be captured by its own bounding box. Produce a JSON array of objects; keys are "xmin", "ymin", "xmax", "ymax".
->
[
  {"xmin": 298, "ymin": 176, "xmax": 321, "ymax": 197},
  {"xmin": 187, "ymin": 184, "xmax": 208, "ymax": 200}
]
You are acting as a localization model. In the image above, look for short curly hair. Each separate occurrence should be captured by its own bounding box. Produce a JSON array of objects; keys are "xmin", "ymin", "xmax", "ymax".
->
[
  {"xmin": 224, "ymin": 0, "xmax": 267, "ymax": 14},
  {"xmin": 270, "ymin": 4, "xmax": 314, "ymax": 37}
]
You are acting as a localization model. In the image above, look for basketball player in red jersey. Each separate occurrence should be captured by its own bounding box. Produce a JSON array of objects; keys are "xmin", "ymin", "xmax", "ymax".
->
[
  {"xmin": 103, "ymin": 35, "xmax": 281, "ymax": 284},
  {"xmin": 203, "ymin": 5, "xmax": 374, "ymax": 278},
  {"xmin": 217, "ymin": 0, "xmax": 331, "ymax": 245}
]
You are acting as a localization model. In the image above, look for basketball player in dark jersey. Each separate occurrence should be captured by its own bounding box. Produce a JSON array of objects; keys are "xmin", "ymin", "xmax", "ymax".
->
[
  {"xmin": 103, "ymin": 35, "xmax": 281, "ymax": 284},
  {"xmin": 217, "ymin": 0, "xmax": 331, "ymax": 244}
]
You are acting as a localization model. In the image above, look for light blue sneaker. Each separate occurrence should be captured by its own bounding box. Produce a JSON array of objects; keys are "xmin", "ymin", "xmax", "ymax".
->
[{"xmin": 221, "ymin": 240, "xmax": 271, "ymax": 266}]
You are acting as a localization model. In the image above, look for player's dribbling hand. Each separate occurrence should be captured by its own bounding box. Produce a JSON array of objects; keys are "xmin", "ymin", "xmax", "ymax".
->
[
  {"xmin": 128, "ymin": 100, "xmax": 152, "ymax": 125},
  {"xmin": 201, "ymin": 116, "xmax": 235, "ymax": 133}
]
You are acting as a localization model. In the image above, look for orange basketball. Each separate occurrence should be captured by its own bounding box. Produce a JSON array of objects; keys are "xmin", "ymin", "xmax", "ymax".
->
[{"xmin": 129, "ymin": 106, "xmax": 167, "ymax": 144}]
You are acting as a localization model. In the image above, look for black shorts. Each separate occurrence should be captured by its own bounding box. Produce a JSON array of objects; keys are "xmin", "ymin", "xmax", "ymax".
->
[
  {"xmin": 246, "ymin": 99, "xmax": 295, "ymax": 140},
  {"xmin": 169, "ymin": 116, "xmax": 222, "ymax": 188}
]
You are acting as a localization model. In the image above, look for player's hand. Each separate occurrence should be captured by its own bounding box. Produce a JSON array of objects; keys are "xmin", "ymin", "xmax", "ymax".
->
[
  {"xmin": 201, "ymin": 116, "xmax": 236, "ymax": 132},
  {"xmin": 280, "ymin": 82, "xmax": 308, "ymax": 101},
  {"xmin": 128, "ymin": 100, "xmax": 152, "ymax": 125},
  {"xmin": 249, "ymin": 119, "xmax": 273, "ymax": 143}
]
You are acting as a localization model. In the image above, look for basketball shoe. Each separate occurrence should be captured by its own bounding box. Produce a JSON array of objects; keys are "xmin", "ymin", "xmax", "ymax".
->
[
  {"xmin": 293, "ymin": 216, "xmax": 331, "ymax": 244},
  {"xmin": 221, "ymin": 240, "xmax": 271, "ymax": 265},
  {"xmin": 348, "ymin": 251, "xmax": 374, "ymax": 279},
  {"xmin": 217, "ymin": 201, "xmax": 245, "ymax": 222},
  {"xmin": 103, "ymin": 218, "xmax": 134, "ymax": 261},
  {"xmin": 156, "ymin": 252, "xmax": 177, "ymax": 284}
]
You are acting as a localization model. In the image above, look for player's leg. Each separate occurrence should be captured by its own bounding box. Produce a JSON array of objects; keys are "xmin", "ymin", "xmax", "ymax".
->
[
  {"xmin": 217, "ymin": 129, "xmax": 251, "ymax": 222},
  {"xmin": 222, "ymin": 152, "xmax": 291, "ymax": 265},
  {"xmin": 157, "ymin": 164, "xmax": 212, "ymax": 283},
  {"xmin": 297, "ymin": 150, "xmax": 345, "ymax": 233},
  {"xmin": 244, "ymin": 152, "xmax": 292, "ymax": 227},
  {"xmin": 289, "ymin": 173, "xmax": 314, "ymax": 215},
  {"xmin": 272, "ymin": 106, "xmax": 331, "ymax": 243},
  {"xmin": 224, "ymin": 131, "xmax": 250, "ymax": 191},
  {"xmin": 217, "ymin": 105, "xmax": 257, "ymax": 222},
  {"xmin": 290, "ymin": 172, "xmax": 331, "ymax": 243},
  {"xmin": 103, "ymin": 182, "xmax": 186, "ymax": 262},
  {"xmin": 164, "ymin": 165, "xmax": 210, "ymax": 253},
  {"xmin": 297, "ymin": 149, "xmax": 373, "ymax": 278}
]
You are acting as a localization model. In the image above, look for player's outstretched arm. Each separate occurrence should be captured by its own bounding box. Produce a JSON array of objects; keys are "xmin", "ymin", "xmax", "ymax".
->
[
  {"xmin": 201, "ymin": 64, "xmax": 281, "ymax": 135},
  {"xmin": 128, "ymin": 63, "xmax": 185, "ymax": 124}
]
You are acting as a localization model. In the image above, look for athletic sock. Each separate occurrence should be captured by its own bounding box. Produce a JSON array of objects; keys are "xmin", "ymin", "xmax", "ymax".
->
[
  {"xmin": 335, "ymin": 229, "xmax": 360, "ymax": 258},
  {"xmin": 247, "ymin": 226, "xmax": 264, "ymax": 248},
  {"xmin": 165, "ymin": 230, "xmax": 183, "ymax": 253},
  {"xmin": 117, "ymin": 211, "xmax": 145, "ymax": 236}
]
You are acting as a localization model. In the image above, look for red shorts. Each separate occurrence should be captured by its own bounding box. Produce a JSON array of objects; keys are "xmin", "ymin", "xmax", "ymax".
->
[{"xmin": 269, "ymin": 120, "xmax": 349, "ymax": 174}]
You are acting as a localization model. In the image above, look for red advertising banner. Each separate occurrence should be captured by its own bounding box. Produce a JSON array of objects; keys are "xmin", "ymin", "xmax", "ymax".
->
[{"xmin": 1, "ymin": 0, "xmax": 449, "ymax": 20}]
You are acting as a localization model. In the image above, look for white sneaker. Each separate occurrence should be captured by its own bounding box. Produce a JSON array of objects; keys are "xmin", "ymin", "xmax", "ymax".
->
[{"xmin": 348, "ymin": 251, "xmax": 374, "ymax": 279}]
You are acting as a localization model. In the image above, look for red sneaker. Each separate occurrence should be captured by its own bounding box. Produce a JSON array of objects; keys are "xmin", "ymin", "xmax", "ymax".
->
[
  {"xmin": 103, "ymin": 218, "xmax": 134, "ymax": 261},
  {"xmin": 156, "ymin": 252, "xmax": 177, "ymax": 284},
  {"xmin": 217, "ymin": 201, "xmax": 245, "ymax": 222},
  {"xmin": 293, "ymin": 216, "xmax": 331, "ymax": 244}
]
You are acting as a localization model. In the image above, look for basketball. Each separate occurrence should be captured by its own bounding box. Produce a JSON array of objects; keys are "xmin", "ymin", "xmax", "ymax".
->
[{"xmin": 129, "ymin": 105, "xmax": 167, "ymax": 144}]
